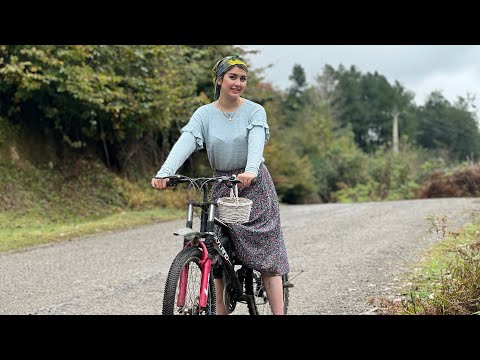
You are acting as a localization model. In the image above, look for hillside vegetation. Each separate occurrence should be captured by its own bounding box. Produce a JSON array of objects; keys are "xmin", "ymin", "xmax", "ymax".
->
[{"xmin": 0, "ymin": 117, "xmax": 188, "ymax": 252}]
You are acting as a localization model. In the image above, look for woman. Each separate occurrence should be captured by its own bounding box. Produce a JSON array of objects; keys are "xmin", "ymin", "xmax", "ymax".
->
[{"xmin": 151, "ymin": 55, "xmax": 289, "ymax": 315}]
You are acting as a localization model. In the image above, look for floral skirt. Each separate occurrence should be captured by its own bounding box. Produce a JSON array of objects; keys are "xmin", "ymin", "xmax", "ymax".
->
[{"xmin": 211, "ymin": 163, "xmax": 289, "ymax": 276}]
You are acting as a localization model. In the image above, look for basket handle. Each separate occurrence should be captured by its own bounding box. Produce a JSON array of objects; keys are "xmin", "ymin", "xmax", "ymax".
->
[
  {"xmin": 229, "ymin": 185, "xmax": 239, "ymax": 206},
  {"xmin": 229, "ymin": 179, "xmax": 239, "ymax": 206}
]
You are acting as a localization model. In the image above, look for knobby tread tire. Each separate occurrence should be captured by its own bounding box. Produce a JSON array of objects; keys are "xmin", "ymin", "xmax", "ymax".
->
[
  {"xmin": 162, "ymin": 247, "xmax": 216, "ymax": 315},
  {"xmin": 282, "ymin": 274, "xmax": 290, "ymax": 314}
]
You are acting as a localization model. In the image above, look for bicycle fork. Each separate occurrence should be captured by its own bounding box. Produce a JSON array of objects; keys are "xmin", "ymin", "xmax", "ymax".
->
[{"xmin": 177, "ymin": 241, "xmax": 211, "ymax": 311}]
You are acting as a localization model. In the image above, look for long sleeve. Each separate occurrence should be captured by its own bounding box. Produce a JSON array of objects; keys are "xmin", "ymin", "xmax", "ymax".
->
[
  {"xmin": 245, "ymin": 125, "xmax": 266, "ymax": 176},
  {"xmin": 155, "ymin": 132, "xmax": 198, "ymax": 177}
]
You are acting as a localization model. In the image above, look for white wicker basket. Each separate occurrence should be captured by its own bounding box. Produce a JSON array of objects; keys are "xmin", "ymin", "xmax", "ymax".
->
[{"xmin": 217, "ymin": 184, "xmax": 252, "ymax": 224}]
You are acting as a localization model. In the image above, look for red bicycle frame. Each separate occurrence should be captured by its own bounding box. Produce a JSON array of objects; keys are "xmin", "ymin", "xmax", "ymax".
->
[{"xmin": 176, "ymin": 240, "xmax": 211, "ymax": 310}]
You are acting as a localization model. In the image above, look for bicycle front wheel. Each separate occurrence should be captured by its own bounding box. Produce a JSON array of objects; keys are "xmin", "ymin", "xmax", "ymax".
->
[{"xmin": 162, "ymin": 247, "xmax": 216, "ymax": 315}]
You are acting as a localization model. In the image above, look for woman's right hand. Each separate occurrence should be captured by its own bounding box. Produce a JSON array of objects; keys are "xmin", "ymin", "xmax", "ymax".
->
[{"xmin": 151, "ymin": 177, "xmax": 169, "ymax": 190}]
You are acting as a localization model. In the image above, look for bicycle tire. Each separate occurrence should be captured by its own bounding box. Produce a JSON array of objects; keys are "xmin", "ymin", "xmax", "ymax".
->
[
  {"xmin": 247, "ymin": 270, "xmax": 289, "ymax": 315},
  {"xmin": 162, "ymin": 247, "xmax": 216, "ymax": 315}
]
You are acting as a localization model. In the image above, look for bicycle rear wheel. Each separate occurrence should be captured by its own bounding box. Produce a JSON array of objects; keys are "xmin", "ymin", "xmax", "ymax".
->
[
  {"xmin": 162, "ymin": 247, "xmax": 216, "ymax": 315},
  {"xmin": 246, "ymin": 270, "xmax": 289, "ymax": 315}
]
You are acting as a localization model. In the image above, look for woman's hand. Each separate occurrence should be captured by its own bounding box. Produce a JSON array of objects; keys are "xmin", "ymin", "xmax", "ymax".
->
[
  {"xmin": 151, "ymin": 177, "xmax": 168, "ymax": 190},
  {"xmin": 236, "ymin": 172, "xmax": 256, "ymax": 187}
]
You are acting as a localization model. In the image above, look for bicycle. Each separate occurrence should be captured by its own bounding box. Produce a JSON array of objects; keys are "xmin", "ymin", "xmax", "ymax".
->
[{"xmin": 157, "ymin": 174, "xmax": 292, "ymax": 315}]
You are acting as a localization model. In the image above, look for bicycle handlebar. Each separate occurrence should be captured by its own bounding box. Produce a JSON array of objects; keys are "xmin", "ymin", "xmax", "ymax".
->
[{"xmin": 153, "ymin": 174, "xmax": 256, "ymax": 188}]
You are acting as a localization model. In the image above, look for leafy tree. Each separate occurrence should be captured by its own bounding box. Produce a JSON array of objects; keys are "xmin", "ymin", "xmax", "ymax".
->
[
  {"xmin": 289, "ymin": 63, "xmax": 307, "ymax": 92},
  {"xmin": 283, "ymin": 63, "xmax": 308, "ymax": 126},
  {"xmin": 416, "ymin": 91, "xmax": 480, "ymax": 161},
  {"xmin": 317, "ymin": 64, "xmax": 416, "ymax": 152},
  {"xmin": 262, "ymin": 95, "xmax": 317, "ymax": 203},
  {"xmin": 0, "ymin": 45, "xmax": 201, "ymax": 174}
]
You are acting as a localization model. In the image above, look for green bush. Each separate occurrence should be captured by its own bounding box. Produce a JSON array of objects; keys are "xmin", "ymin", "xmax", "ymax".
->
[{"xmin": 334, "ymin": 143, "xmax": 427, "ymax": 202}]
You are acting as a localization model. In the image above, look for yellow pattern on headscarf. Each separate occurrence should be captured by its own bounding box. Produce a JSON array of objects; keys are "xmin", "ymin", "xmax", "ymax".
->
[
  {"xmin": 212, "ymin": 56, "xmax": 248, "ymax": 85},
  {"xmin": 211, "ymin": 55, "xmax": 248, "ymax": 99},
  {"xmin": 227, "ymin": 59, "xmax": 247, "ymax": 67}
]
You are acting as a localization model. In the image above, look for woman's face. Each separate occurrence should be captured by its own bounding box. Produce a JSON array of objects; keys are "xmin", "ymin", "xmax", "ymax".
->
[{"xmin": 218, "ymin": 66, "xmax": 248, "ymax": 99}]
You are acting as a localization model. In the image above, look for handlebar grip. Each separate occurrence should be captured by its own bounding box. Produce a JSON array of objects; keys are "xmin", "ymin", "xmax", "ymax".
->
[
  {"xmin": 153, "ymin": 177, "xmax": 169, "ymax": 183},
  {"xmin": 228, "ymin": 177, "xmax": 257, "ymax": 186},
  {"xmin": 153, "ymin": 175, "xmax": 181, "ymax": 187}
]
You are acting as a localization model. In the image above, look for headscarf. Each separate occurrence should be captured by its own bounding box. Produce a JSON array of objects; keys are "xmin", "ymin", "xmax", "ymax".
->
[{"xmin": 211, "ymin": 55, "xmax": 248, "ymax": 100}]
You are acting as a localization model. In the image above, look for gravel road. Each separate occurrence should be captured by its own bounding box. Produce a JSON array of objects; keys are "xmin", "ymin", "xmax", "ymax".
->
[{"xmin": 1, "ymin": 197, "xmax": 479, "ymax": 315}]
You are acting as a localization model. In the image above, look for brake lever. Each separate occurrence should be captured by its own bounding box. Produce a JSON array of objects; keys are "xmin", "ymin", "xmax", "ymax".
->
[
  {"xmin": 225, "ymin": 175, "xmax": 241, "ymax": 188},
  {"xmin": 227, "ymin": 175, "xmax": 256, "ymax": 188}
]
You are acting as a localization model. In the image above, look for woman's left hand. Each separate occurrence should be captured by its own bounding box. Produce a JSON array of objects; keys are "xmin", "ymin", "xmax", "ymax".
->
[{"xmin": 236, "ymin": 172, "xmax": 256, "ymax": 187}]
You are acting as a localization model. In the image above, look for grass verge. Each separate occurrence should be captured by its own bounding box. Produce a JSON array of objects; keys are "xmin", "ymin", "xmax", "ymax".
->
[
  {"xmin": 0, "ymin": 208, "xmax": 184, "ymax": 253},
  {"xmin": 370, "ymin": 219, "xmax": 480, "ymax": 315},
  {"xmin": 0, "ymin": 144, "xmax": 191, "ymax": 254}
]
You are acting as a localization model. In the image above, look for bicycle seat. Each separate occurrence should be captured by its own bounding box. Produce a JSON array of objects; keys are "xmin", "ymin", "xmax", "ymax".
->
[{"xmin": 174, "ymin": 228, "xmax": 203, "ymax": 241}]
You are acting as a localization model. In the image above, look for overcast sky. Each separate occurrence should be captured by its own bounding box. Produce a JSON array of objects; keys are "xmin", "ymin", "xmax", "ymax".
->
[{"xmin": 246, "ymin": 45, "xmax": 480, "ymax": 111}]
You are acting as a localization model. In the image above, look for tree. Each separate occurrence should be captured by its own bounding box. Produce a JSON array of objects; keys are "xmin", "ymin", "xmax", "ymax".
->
[
  {"xmin": 416, "ymin": 91, "xmax": 480, "ymax": 161},
  {"xmin": 289, "ymin": 63, "xmax": 307, "ymax": 91},
  {"xmin": 319, "ymin": 64, "xmax": 416, "ymax": 152},
  {"xmin": 283, "ymin": 64, "xmax": 308, "ymax": 126},
  {"xmin": 0, "ymin": 45, "xmax": 202, "ymax": 174}
]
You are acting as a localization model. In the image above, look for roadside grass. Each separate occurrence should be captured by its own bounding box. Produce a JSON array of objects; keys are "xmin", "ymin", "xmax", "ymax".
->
[
  {"xmin": 0, "ymin": 151, "xmax": 193, "ymax": 254},
  {"xmin": 370, "ymin": 217, "xmax": 480, "ymax": 315},
  {"xmin": 0, "ymin": 208, "xmax": 184, "ymax": 253}
]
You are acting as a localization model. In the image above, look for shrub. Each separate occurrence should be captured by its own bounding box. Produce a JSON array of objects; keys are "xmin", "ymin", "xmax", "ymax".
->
[{"xmin": 418, "ymin": 164, "xmax": 480, "ymax": 198}]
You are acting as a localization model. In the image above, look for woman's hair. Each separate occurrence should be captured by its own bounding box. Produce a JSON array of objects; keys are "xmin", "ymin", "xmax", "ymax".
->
[{"xmin": 211, "ymin": 55, "xmax": 248, "ymax": 100}]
